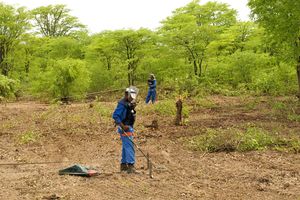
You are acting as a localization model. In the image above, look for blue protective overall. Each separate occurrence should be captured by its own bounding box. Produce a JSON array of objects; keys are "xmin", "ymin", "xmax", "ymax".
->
[
  {"xmin": 112, "ymin": 98, "xmax": 136, "ymax": 164},
  {"xmin": 146, "ymin": 79, "xmax": 156, "ymax": 104}
]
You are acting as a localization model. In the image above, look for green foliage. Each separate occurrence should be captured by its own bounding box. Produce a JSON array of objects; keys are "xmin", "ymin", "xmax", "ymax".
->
[
  {"xmin": 0, "ymin": 1, "xmax": 299, "ymax": 100},
  {"xmin": 46, "ymin": 37, "xmax": 84, "ymax": 59},
  {"xmin": 31, "ymin": 4, "xmax": 85, "ymax": 37},
  {"xmin": 154, "ymin": 100, "xmax": 176, "ymax": 116},
  {"xmin": 249, "ymin": 0, "xmax": 300, "ymax": 95},
  {"xmin": 0, "ymin": 74, "xmax": 19, "ymax": 98},
  {"xmin": 94, "ymin": 103, "xmax": 112, "ymax": 119},
  {"xmin": 251, "ymin": 63, "xmax": 297, "ymax": 95},
  {"xmin": 19, "ymin": 131, "xmax": 39, "ymax": 144},
  {"xmin": 237, "ymin": 127, "xmax": 274, "ymax": 151},
  {"xmin": 192, "ymin": 96, "xmax": 216, "ymax": 109},
  {"xmin": 160, "ymin": 0, "xmax": 237, "ymax": 77},
  {"xmin": 287, "ymin": 114, "xmax": 300, "ymax": 122},
  {"xmin": 188, "ymin": 126, "xmax": 298, "ymax": 153},
  {"xmin": 188, "ymin": 129, "xmax": 238, "ymax": 152},
  {"xmin": 30, "ymin": 58, "xmax": 90, "ymax": 100},
  {"xmin": 0, "ymin": 3, "xmax": 30, "ymax": 76}
]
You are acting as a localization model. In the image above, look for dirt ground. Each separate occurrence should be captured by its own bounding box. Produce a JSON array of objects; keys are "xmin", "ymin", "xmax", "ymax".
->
[{"xmin": 0, "ymin": 96, "xmax": 299, "ymax": 200}]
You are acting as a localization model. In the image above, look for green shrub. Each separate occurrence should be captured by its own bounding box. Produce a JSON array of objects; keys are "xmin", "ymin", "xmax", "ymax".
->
[
  {"xmin": 187, "ymin": 126, "xmax": 297, "ymax": 153},
  {"xmin": 0, "ymin": 75, "xmax": 19, "ymax": 98},
  {"xmin": 30, "ymin": 58, "xmax": 90, "ymax": 100},
  {"xmin": 188, "ymin": 129, "xmax": 238, "ymax": 152},
  {"xmin": 154, "ymin": 100, "xmax": 176, "ymax": 116},
  {"xmin": 237, "ymin": 127, "xmax": 274, "ymax": 151}
]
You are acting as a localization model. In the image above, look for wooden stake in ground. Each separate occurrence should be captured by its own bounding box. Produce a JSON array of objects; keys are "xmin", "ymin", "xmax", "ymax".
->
[{"xmin": 175, "ymin": 98, "xmax": 183, "ymax": 126}]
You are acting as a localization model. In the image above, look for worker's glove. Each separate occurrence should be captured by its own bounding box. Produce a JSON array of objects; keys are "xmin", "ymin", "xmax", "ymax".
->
[
  {"xmin": 123, "ymin": 125, "xmax": 130, "ymax": 131},
  {"xmin": 121, "ymin": 124, "xmax": 130, "ymax": 132}
]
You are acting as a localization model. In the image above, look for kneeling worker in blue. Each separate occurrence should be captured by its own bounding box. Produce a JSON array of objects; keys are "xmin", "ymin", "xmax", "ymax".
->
[{"xmin": 112, "ymin": 86, "xmax": 139, "ymax": 173}]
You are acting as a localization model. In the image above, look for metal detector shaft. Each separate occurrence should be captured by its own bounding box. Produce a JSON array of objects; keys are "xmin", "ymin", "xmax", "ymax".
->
[
  {"xmin": 119, "ymin": 126, "xmax": 148, "ymax": 159},
  {"xmin": 118, "ymin": 126, "xmax": 155, "ymax": 178}
]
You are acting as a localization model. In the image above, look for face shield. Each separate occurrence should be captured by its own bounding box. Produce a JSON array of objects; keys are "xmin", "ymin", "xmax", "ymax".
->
[{"xmin": 126, "ymin": 86, "xmax": 139, "ymax": 103}]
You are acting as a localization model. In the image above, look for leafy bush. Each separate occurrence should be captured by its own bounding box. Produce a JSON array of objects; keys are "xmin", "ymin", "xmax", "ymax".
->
[
  {"xmin": 0, "ymin": 75, "xmax": 19, "ymax": 98},
  {"xmin": 237, "ymin": 127, "xmax": 274, "ymax": 151},
  {"xmin": 30, "ymin": 58, "xmax": 90, "ymax": 100},
  {"xmin": 154, "ymin": 100, "xmax": 176, "ymax": 116},
  {"xmin": 188, "ymin": 126, "xmax": 298, "ymax": 152},
  {"xmin": 251, "ymin": 63, "xmax": 297, "ymax": 95},
  {"xmin": 188, "ymin": 129, "xmax": 238, "ymax": 152}
]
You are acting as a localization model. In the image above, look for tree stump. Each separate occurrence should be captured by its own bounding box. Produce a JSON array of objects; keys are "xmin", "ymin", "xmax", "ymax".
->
[
  {"xmin": 145, "ymin": 120, "xmax": 158, "ymax": 130},
  {"xmin": 175, "ymin": 99, "xmax": 182, "ymax": 126}
]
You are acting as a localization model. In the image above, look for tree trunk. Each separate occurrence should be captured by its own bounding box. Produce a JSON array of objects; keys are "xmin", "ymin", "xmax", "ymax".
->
[
  {"xmin": 0, "ymin": 47, "xmax": 9, "ymax": 76},
  {"xmin": 175, "ymin": 99, "xmax": 183, "ymax": 126},
  {"xmin": 198, "ymin": 58, "xmax": 203, "ymax": 77},
  {"xmin": 106, "ymin": 57, "xmax": 111, "ymax": 70},
  {"xmin": 193, "ymin": 60, "xmax": 198, "ymax": 76},
  {"xmin": 297, "ymin": 56, "xmax": 300, "ymax": 99},
  {"xmin": 0, "ymin": 48, "xmax": 3, "ymax": 75},
  {"xmin": 128, "ymin": 70, "xmax": 131, "ymax": 86},
  {"xmin": 2, "ymin": 64, "xmax": 9, "ymax": 76},
  {"xmin": 128, "ymin": 63, "xmax": 134, "ymax": 86}
]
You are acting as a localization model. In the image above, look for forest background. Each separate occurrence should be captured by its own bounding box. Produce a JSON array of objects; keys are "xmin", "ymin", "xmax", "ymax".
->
[{"xmin": 1, "ymin": 0, "xmax": 300, "ymax": 101}]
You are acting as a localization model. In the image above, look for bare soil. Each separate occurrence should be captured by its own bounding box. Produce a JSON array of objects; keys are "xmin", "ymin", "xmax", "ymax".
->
[{"xmin": 0, "ymin": 96, "xmax": 299, "ymax": 200}]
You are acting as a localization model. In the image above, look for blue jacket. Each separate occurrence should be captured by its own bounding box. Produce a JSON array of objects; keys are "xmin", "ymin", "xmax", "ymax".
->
[
  {"xmin": 148, "ymin": 79, "xmax": 156, "ymax": 90},
  {"xmin": 112, "ymin": 98, "xmax": 136, "ymax": 126},
  {"xmin": 112, "ymin": 98, "xmax": 127, "ymax": 125}
]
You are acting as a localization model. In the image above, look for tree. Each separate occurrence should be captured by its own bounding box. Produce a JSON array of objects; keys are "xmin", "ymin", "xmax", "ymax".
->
[
  {"xmin": 112, "ymin": 29, "xmax": 153, "ymax": 86},
  {"xmin": 248, "ymin": 0, "xmax": 300, "ymax": 97},
  {"xmin": 30, "ymin": 58, "xmax": 90, "ymax": 100},
  {"xmin": 0, "ymin": 3, "xmax": 30, "ymax": 76},
  {"xmin": 208, "ymin": 22, "xmax": 264, "ymax": 57},
  {"xmin": 0, "ymin": 74, "xmax": 19, "ymax": 98},
  {"xmin": 32, "ymin": 4, "xmax": 85, "ymax": 37},
  {"xmin": 88, "ymin": 31, "xmax": 118, "ymax": 70},
  {"xmin": 160, "ymin": 0, "xmax": 236, "ymax": 77}
]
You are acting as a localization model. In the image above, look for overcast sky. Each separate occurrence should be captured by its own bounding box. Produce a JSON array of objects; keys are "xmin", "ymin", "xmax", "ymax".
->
[{"xmin": 2, "ymin": 0, "xmax": 250, "ymax": 33}]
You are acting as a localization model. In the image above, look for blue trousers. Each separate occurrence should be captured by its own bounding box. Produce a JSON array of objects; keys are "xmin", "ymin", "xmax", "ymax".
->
[
  {"xmin": 146, "ymin": 89, "xmax": 156, "ymax": 104},
  {"xmin": 118, "ymin": 127, "xmax": 135, "ymax": 164}
]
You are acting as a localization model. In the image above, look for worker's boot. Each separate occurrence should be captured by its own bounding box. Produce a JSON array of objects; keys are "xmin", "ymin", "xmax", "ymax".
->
[
  {"xmin": 127, "ymin": 164, "xmax": 139, "ymax": 174},
  {"xmin": 120, "ymin": 163, "xmax": 128, "ymax": 172}
]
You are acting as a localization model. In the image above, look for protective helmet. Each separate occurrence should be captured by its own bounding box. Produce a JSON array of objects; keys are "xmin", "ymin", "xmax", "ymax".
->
[
  {"xmin": 149, "ymin": 73, "xmax": 155, "ymax": 80},
  {"xmin": 125, "ymin": 86, "xmax": 139, "ymax": 100}
]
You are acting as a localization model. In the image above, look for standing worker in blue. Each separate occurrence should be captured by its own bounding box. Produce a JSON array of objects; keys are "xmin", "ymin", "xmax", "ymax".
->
[
  {"xmin": 145, "ymin": 74, "xmax": 157, "ymax": 104},
  {"xmin": 112, "ymin": 86, "xmax": 139, "ymax": 173}
]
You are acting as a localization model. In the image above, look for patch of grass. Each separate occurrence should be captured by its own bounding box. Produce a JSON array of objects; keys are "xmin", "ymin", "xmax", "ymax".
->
[
  {"xmin": 38, "ymin": 104, "xmax": 59, "ymax": 121},
  {"xmin": 153, "ymin": 100, "xmax": 176, "ymax": 116},
  {"xmin": 94, "ymin": 103, "xmax": 112, "ymax": 118},
  {"xmin": 290, "ymin": 138, "xmax": 300, "ymax": 153},
  {"xmin": 19, "ymin": 131, "xmax": 39, "ymax": 144},
  {"xmin": 244, "ymin": 98, "xmax": 260, "ymax": 110},
  {"xmin": 137, "ymin": 103, "xmax": 155, "ymax": 115},
  {"xmin": 287, "ymin": 113, "xmax": 300, "ymax": 122},
  {"xmin": 271, "ymin": 102, "xmax": 287, "ymax": 112},
  {"xmin": 187, "ymin": 126, "xmax": 299, "ymax": 153},
  {"xmin": 1, "ymin": 121, "xmax": 16, "ymax": 129},
  {"xmin": 192, "ymin": 96, "xmax": 216, "ymax": 109},
  {"xmin": 237, "ymin": 127, "xmax": 274, "ymax": 151},
  {"xmin": 188, "ymin": 129, "xmax": 237, "ymax": 152},
  {"xmin": 273, "ymin": 135, "xmax": 300, "ymax": 153}
]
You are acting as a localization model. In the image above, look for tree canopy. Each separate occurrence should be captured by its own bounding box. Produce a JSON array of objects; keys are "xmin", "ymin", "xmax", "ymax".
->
[{"xmin": 0, "ymin": 1, "xmax": 299, "ymax": 100}]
